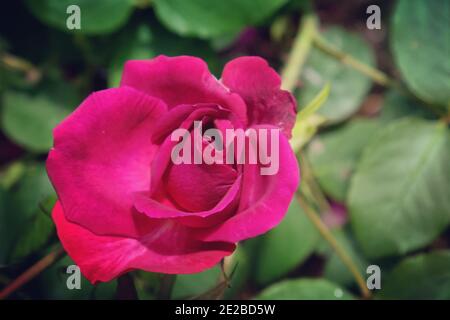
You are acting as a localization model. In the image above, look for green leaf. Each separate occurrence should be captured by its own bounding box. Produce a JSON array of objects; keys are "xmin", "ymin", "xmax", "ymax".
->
[
  {"xmin": 108, "ymin": 22, "xmax": 224, "ymax": 87},
  {"xmin": 379, "ymin": 90, "xmax": 435, "ymax": 122},
  {"xmin": 307, "ymin": 119, "xmax": 381, "ymax": 202},
  {"xmin": 10, "ymin": 205, "xmax": 54, "ymax": 261},
  {"xmin": 3, "ymin": 163, "xmax": 56, "ymax": 262},
  {"xmin": 299, "ymin": 27, "xmax": 374, "ymax": 123},
  {"xmin": 108, "ymin": 24, "xmax": 155, "ymax": 87},
  {"xmin": 25, "ymin": 0, "xmax": 134, "ymax": 35},
  {"xmin": 254, "ymin": 278, "xmax": 354, "ymax": 300},
  {"xmin": 349, "ymin": 118, "xmax": 450, "ymax": 258},
  {"xmin": 391, "ymin": 0, "xmax": 450, "ymax": 109},
  {"xmin": 1, "ymin": 92, "xmax": 70, "ymax": 152},
  {"xmin": 172, "ymin": 266, "xmax": 221, "ymax": 299},
  {"xmin": 379, "ymin": 251, "xmax": 450, "ymax": 299},
  {"xmin": 254, "ymin": 199, "xmax": 319, "ymax": 285},
  {"xmin": 153, "ymin": 0, "xmax": 288, "ymax": 39}
]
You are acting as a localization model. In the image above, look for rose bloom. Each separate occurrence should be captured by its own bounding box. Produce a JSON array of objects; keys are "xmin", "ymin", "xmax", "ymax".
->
[{"xmin": 47, "ymin": 56, "xmax": 299, "ymax": 283}]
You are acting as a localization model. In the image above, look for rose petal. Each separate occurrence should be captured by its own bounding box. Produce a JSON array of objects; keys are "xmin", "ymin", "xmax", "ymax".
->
[
  {"xmin": 121, "ymin": 55, "xmax": 247, "ymax": 125},
  {"xmin": 221, "ymin": 56, "xmax": 297, "ymax": 138},
  {"xmin": 52, "ymin": 202, "xmax": 235, "ymax": 283},
  {"xmin": 47, "ymin": 87, "xmax": 167, "ymax": 238},
  {"xmin": 134, "ymin": 175, "xmax": 241, "ymax": 219},
  {"xmin": 198, "ymin": 129, "xmax": 299, "ymax": 242}
]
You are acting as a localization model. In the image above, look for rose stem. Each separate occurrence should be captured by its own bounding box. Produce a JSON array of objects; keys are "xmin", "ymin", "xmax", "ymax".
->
[
  {"xmin": 282, "ymin": 12, "xmax": 371, "ymax": 299},
  {"xmin": 312, "ymin": 29, "xmax": 443, "ymax": 116},
  {"xmin": 281, "ymin": 13, "xmax": 317, "ymax": 92},
  {"xmin": 312, "ymin": 34, "xmax": 395, "ymax": 88},
  {"xmin": 296, "ymin": 193, "xmax": 371, "ymax": 299},
  {"xmin": 0, "ymin": 245, "xmax": 64, "ymax": 300}
]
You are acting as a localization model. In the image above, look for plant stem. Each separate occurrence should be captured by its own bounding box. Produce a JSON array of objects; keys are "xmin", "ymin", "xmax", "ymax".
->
[
  {"xmin": 313, "ymin": 31, "xmax": 445, "ymax": 116},
  {"xmin": 281, "ymin": 14, "xmax": 317, "ymax": 91},
  {"xmin": 0, "ymin": 52, "xmax": 41, "ymax": 83},
  {"xmin": 157, "ymin": 274, "xmax": 176, "ymax": 300},
  {"xmin": 313, "ymin": 34, "xmax": 396, "ymax": 88},
  {"xmin": 0, "ymin": 245, "xmax": 64, "ymax": 300},
  {"xmin": 282, "ymin": 14, "xmax": 370, "ymax": 298},
  {"xmin": 299, "ymin": 153, "xmax": 331, "ymax": 214},
  {"xmin": 296, "ymin": 194, "xmax": 371, "ymax": 299}
]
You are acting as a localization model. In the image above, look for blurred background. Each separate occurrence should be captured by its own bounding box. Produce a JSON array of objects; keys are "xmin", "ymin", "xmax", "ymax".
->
[{"xmin": 0, "ymin": 0, "xmax": 449, "ymax": 300}]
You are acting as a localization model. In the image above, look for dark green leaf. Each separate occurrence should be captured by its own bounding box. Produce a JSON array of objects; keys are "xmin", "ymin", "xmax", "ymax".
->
[
  {"xmin": 1, "ymin": 92, "xmax": 70, "ymax": 152},
  {"xmin": 172, "ymin": 266, "xmax": 221, "ymax": 299},
  {"xmin": 25, "ymin": 0, "xmax": 134, "ymax": 35},
  {"xmin": 254, "ymin": 199, "xmax": 319, "ymax": 285},
  {"xmin": 379, "ymin": 251, "xmax": 450, "ymax": 299},
  {"xmin": 153, "ymin": 0, "xmax": 288, "ymax": 38},
  {"xmin": 391, "ymin": 0, "xmax": 450, "ymax": 109},
  {"xmin": 379, "ymin": 90, "xmax": 435, "ymax": 122},
  {"xmin": 2, "ymin": 164, "xmax": 55, "ymax": 262},
  {"xmin": 39, "ymin": 255, "xmax": 117, "ymax": 299},
  {"xmin": 349, "ymin": 118, "xmax": 450, "ymax": 258}
]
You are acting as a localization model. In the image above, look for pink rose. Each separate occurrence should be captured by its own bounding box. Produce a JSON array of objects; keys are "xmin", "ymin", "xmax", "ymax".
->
[{"xmin": 47, "ymin": 56, "xmax": 299, "ymax": 283}]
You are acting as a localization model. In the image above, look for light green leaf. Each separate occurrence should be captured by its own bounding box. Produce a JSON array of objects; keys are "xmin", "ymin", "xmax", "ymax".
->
[
  {"xmin": 391, "ymin": 0, "xmax": 450, "ymax": 109},
  {"xmin": 349, "ymin": 118, "xmax": 450, "ymax": 258},
  {"xmin": 254, "ymin": 278, "xmax": 354, "ymax": 300},
  {"xmin": 153, "ymin": 0, "xmax": 288, "ymax": 39},
  {"xmin": 299, "ymin": 27, "xmax": 374, "ymax": 123},
  {"xmin": 1, "ymin": 92, "xmax": 70, "ymax": 152},
  {"xmin": 25, "ymin": 0, "xmax": 134, "ymax": 35},
  {"xmin": 307, "ymin": 119, "xmax": 381, "ymax": 202},
  {"xmin": 379, "ymin": 251, "xmax": 450, "ymax": 299},
  {"xmin": 254, "ymin": 199, "xmax": 319, "ymax": 285}
]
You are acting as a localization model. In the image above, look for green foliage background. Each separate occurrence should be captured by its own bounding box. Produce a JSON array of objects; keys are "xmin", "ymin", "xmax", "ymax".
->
[{"xmin": 0, "ymin": 0, "xmax": 449, "ymax": 300}]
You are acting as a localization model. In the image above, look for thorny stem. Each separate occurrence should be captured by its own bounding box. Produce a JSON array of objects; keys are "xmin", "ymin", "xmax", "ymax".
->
[{"xmin": 0, "ymin": 245, "xmax": 64, "ymax": 300}]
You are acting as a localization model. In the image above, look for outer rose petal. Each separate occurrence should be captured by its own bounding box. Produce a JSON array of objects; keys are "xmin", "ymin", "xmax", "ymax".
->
[
  {"xmin": 47, "ymin": 87, "xmax": 167, "ymax": 238},
  {"xmin": 120, "ymin": 55, "xmax": 248, "ymax": 125},
  {"xmin": 198, "ymin": 130, "xmax": 300, "ymax": 243},
  {"xmin": 53, "ymin": 202, "xmax": 235, "ymax": 283},
  {"xmin": 221, "ymin": 56, "xmax": 297, "ymax": 138}
]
